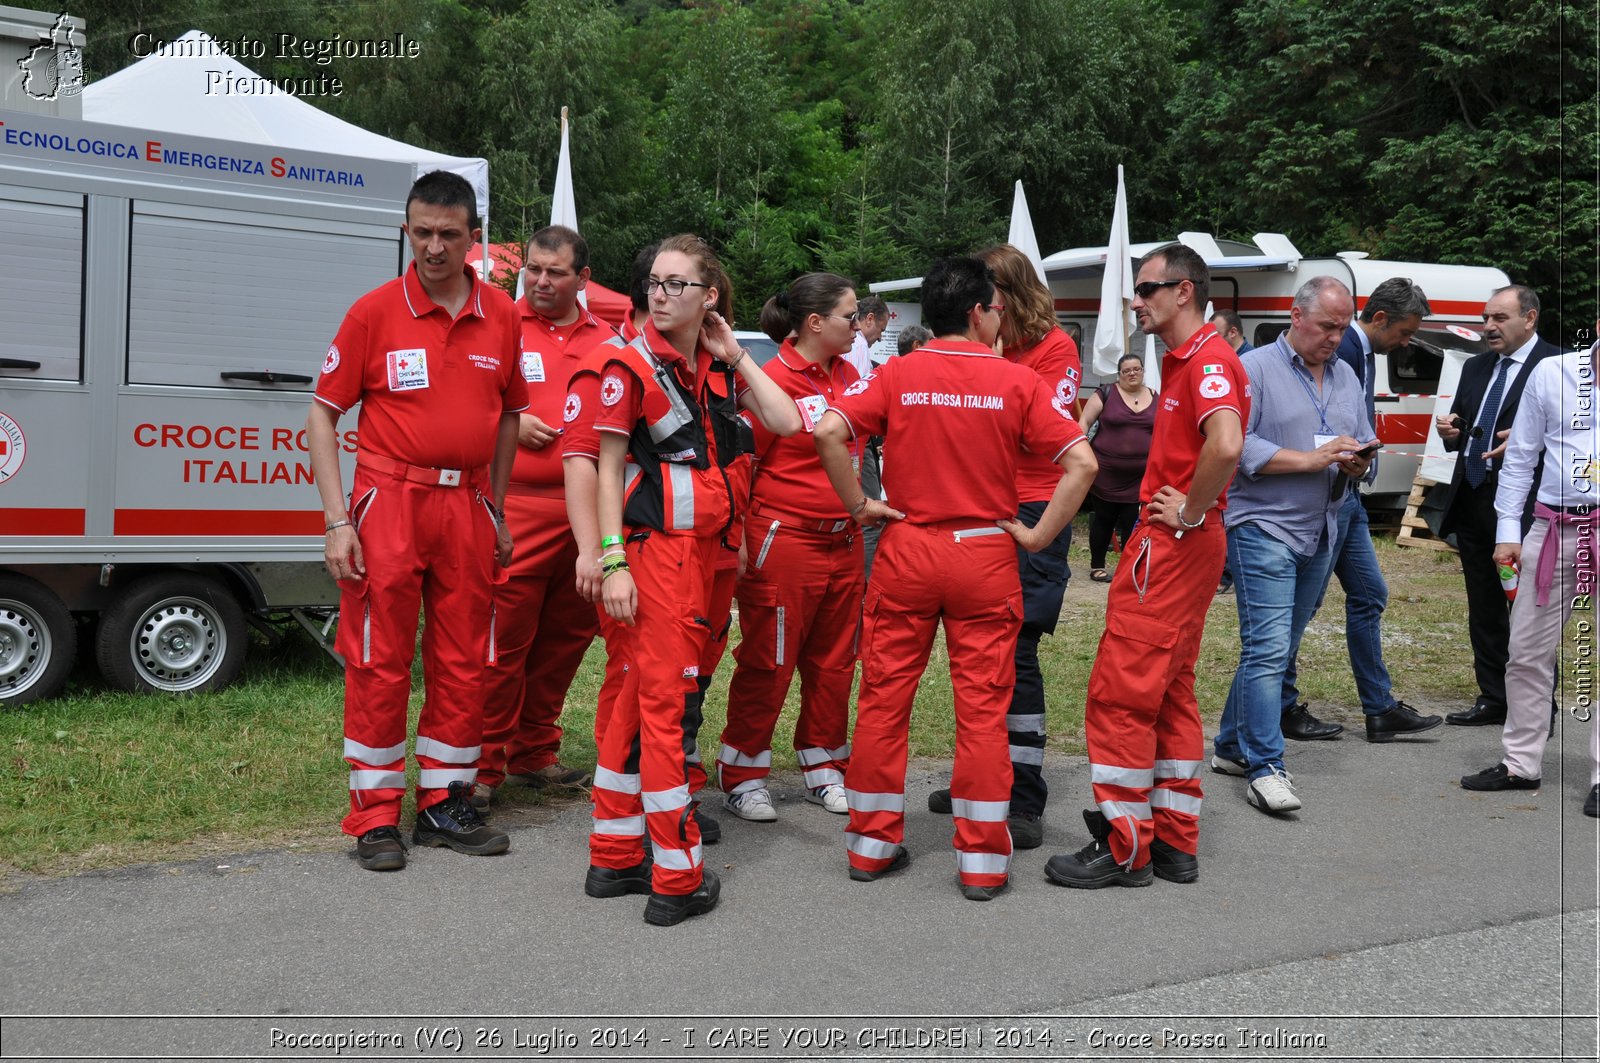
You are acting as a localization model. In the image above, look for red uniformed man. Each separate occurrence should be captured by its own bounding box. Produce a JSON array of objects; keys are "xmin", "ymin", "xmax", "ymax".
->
[
  {"xmin": 1044, "ymin": 242, "xmax": 1246, "ymax": 889},
  {"xmin": 718, "ymin": 272, "xmax": 864, "ymax": 822},
  {"xmin": 307, "ymin": 170, "xmax": 527, "ymax": 872},
  {"xmin": 473, "ymin": 226, "xmax": 616, "ymax": 808},
  {"xmin": 584, "ymin": 234, "xmax": 800, "ymax": 926},
  {"xmin": 814, "ymin": 256, "xmax": 1097, "ymax": 902}
]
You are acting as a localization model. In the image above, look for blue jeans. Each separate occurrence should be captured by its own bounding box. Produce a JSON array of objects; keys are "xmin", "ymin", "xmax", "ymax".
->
[
  {"xmin": 1215, "ymin": 521, "xmax": 1336, "ymax": 781},
  {"xmin": 1283, "ymin": 491, "xmax": 1394, "ymax": 716}
]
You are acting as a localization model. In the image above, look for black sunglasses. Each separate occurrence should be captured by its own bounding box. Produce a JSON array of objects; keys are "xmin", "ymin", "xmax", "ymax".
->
[{"xmin": 1133, "ymin": 279, "xmax": 1184, "ymax": 299}]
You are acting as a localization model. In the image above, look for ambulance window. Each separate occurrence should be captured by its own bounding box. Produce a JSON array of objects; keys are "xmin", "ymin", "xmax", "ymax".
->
[
  {"xmin": 1254, "ymin": 324, "xmax": 1288, "ymax": 347},
  {"xmin": 0, "ymin": 192, "xmax": 84, "ymax": 382},
  {"xmin": 1388, "ymin": 345, "xmax": 1443, "ymax": 393}
]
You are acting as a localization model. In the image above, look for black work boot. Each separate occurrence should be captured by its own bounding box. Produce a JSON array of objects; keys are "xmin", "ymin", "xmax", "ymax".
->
[
  {"xmin": 1043, "ymin": 810, "xmax": 1153, "ymax": 889},
  {"xmin": 413, "ymin": 781, "xmax": 511, "ymax": 855}
]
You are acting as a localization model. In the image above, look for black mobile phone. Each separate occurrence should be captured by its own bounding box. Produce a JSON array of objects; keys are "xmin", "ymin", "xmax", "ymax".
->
[{"xmin": 1355, "ymin": 442, "xmax": 1381, "ymax": 458}]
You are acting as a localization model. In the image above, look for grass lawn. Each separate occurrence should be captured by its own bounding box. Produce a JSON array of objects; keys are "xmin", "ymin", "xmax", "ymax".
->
[{"xmin": 0, "ymin": 518, "xmax": 1481, "ymax": 879}]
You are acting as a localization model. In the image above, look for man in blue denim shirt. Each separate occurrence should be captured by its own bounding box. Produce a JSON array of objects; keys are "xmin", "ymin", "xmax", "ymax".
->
[
  {"xmin": 1281, "ymin": 278, "xmax": 1444, "ymax": 744},
  {"xmin": 1212, "ymin": 276, "xmax": 1375, "ymax": 815}
]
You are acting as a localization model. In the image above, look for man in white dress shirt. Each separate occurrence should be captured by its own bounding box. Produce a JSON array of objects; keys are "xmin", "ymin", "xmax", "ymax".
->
[{"xmin": 1460, "ymin": 324, "xmax": 1599, "ymax": 816}]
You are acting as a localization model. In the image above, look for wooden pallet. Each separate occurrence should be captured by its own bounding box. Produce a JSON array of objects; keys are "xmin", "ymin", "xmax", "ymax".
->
[{"xmin": 1395, "ymin": 475, "xmax": 1457, "ymax": 552}]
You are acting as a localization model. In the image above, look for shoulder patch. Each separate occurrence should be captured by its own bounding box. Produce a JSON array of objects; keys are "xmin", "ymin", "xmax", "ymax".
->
[
  {"xmin": 321, "ymin": 344, "xmax": 340, "ymax": 374},
  {"xmin": 843, "ymin": 377, "xmax": 872, "ymax": 397},
  {"xmin": 1198, "ymin": 374, "xmax": 1231, "ymax": 399},
  {"xmin": 601, "ymin": 374, "xmax": 625, "ymax": 406},
  {"xmin": 563, "ymin": 393, "xmax": 582, "ymax": 423}
]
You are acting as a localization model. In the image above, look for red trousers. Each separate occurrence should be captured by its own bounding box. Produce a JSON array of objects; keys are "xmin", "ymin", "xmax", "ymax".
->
[
  {"xmin": 337, "ymin": 463, "xmax": 499, "ymax": 837},
  {"xmin": 589, "ymin": 531, "xmax": 717, "ymax": 895},
  {"xmin": 720, "ymin": 518, "xmax": 861, "ymax": 795},
  {"xmin": 844, "ymin": 520, "xmax": 1019, "ymax": 889},
  {"xmin": 1084, "ymin": 518, "xmax": 1223, "ymax": 869},
  {"xmin": 477, "ymin": 492, "xmax": 599, "ymax": 787}
]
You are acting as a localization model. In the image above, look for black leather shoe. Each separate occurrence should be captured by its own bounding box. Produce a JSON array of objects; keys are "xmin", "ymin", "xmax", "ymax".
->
[
  {"xmin": 1282, "ymin": 702, "xmax": 1344, "ymax": 741},
  {"xmin": 1365, "ymin": 701, "xmax": 1444, "ymax": 742},
  {"xmin": 1043, "ymin": 811, "xmax": 1154, "ymax": 889},
  {"xmin": 355, "ymin": 826, "xmax": 407, "ymax": 871},
  {"xmin": 414, "ymin": 782, "xmax": 511, "ymax": 855},
  {"xmin": 643, "ymin": 868, "xmax": 720, "ymax": 926},
  {"xmin": 1150, "ymin": 838, "xmax": 1198, "ymax": 884},
  {"xmin": 1008, "ymin": 812, "xmax": 1043, "ymax": 850},
  {"xmin": 1585, "ymin": 785, "xmax": 1599, "ymax": 818},
  {"xmin": 584, "ymin": 859, "xmax": 652, "ymax": 898},
  {"xmin": 1460, "ymin": 763, "xmax": 1540, "ymax": 791},
  {"xmin": 1446, "ymin": 700, "xmax": 1507, "ymax": 726},
  {"xmin": 694, "ymin": 809, "xmax": 721, "ymax": 845},
  {"xmin": 928, "ymin": 788, "xmax": 952, "ymax": 814},
  {"xmin": 961, "ymin": 877, "xmax": 1009, "ymax": 902},
  {"xmin": 849, "ymin": 846, "xmax": 910, "ymax": 882}
]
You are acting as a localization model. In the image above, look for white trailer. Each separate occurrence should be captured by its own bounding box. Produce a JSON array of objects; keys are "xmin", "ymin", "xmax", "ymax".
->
[{"xmin": 0, "ymin": 107, "xmax": 411, "ymax": 705}]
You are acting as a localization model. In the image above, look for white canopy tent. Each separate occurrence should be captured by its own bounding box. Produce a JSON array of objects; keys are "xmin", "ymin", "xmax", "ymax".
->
[{"xmin": 82, "ymin": 30, "xmax": 490, "ymax": 266}]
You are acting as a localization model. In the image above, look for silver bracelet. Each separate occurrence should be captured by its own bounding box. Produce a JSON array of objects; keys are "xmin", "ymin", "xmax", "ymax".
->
[
  {"xmin": 1176, "ymin": 508, "xmax": 1205, "ymax": 529},
  {"xmin": 325, "ymin": 519, "xmax": 352, "ymax": 534}
]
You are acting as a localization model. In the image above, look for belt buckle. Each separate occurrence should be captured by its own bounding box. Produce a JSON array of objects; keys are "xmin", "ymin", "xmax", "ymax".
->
[
  {"xmin": 438, "ymin": 468, "xmax": 462, "ymax": 486},
  {"xmin": 830, "ymin": 519, "xmax": 848, "ymax": 533}
]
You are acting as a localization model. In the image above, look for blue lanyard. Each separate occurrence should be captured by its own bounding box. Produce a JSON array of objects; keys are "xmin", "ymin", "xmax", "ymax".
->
[{"xmin": 1280, "ymin": 336, "xmax": 1334, "ymax": 434}]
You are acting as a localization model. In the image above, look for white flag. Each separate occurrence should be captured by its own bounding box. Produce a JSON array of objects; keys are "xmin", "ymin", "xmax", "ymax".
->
[
  {"xmin": 519, "ymin": 107, "xmax": 584, "ymax": 304},
  {"xmin": 1007, "ymin": 180, "xmax": 1046, "ymax": 284},
  {"xmin": 1092, "ymin": 165, "xmax": 1134, "ymax": 377}
]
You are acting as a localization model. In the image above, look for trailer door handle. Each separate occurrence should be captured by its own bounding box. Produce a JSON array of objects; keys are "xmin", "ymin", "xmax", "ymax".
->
[
  {"xmin": 0, "ymin": 358, "xmax": 41, "ymax": 371},
  {"xmin": 220, "ymin": 370, "xmax": 314, "ymax": 385}
]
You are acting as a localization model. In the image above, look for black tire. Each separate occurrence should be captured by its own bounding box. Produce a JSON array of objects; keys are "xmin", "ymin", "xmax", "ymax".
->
[
  {"xmin": 0, "ymin": 573, "xmax": 77, "ymax": 707},
  {"xmin": 95, "ymin": 574, "xmax": 247, "ymax": 694}
]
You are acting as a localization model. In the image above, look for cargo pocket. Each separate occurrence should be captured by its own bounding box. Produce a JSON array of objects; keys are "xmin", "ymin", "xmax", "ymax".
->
[
  {"xmin": 334, "ymin": 575, "xmax": 372, "ymax": 668},
  {"xmin": 971, "ymin": 592, "xmax": 1025, "ymax": 687},
  {"xmin": 1088, "ymin": 609, "xmax": 1180, "ymax": 708},
  {"xmin": 732, "ymin": 582, "xmax": 782, "ymax": 669}
]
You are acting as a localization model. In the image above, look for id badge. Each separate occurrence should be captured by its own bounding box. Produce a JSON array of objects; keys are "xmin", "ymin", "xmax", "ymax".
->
[{"xmin": 1313, "ymin": 433, "xmax": 1338, "ymax": 449}]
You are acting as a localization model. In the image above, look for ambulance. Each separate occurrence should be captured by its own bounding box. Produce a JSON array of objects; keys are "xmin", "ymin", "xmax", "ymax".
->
[
  {"xmin": 871, "ymin": 232, "xmax": 1507, "ymax": 507},
  {"xmin": 0, "ymin": 108, "xmax": 412, "ymax": 705},
  {"xmin": 1042, "ymin": 232, "xmax": 1508, "ymax": 504}
]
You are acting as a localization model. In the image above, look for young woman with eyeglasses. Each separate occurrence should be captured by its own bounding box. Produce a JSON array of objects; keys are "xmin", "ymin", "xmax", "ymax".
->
[
  {"xmin": 583, "ymin": 234, "xmax": 799, "ymax": 926},
  {"xmin": 714, "ymin": 272, "xmax": 867, "ymax": 824}
]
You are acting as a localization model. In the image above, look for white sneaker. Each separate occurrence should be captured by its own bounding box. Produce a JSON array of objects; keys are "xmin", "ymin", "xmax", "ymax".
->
[
  {"xmin": 1212, "ymin": 755, "xmax": 1292, "ymax": 783},
  {"xmin": 805, "ymin": 783, "xmax": 849, "ymax": 815},
  {"xmin": 725, "ymin": 787, "xmax": 778, "ymax": 822},
  {"xmin": 1246, "ymin": 769, "xmax": 1302, "ymax": 813}
]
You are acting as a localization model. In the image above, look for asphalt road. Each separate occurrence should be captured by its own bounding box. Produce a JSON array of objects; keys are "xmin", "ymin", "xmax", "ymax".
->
[{"xmin": 1, "ymin": 708, "xmax": 1596, "ymax": 1062}]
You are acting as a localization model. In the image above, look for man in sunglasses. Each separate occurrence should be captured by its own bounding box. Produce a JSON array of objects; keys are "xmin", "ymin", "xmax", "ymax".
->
[
  {"xmin": 1045, "ymin": 244, "xmax": 1245, "ymax": 888},
  {"xmin": 1211, "ymin": 277, "xmax": 1378, "ymax": 816}
]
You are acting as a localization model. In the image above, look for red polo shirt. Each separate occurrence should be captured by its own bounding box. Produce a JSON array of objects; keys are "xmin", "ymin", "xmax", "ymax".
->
[
  {"xmin": 1139, "ymin": 324, "xmax": 1249, "ymax": 508},
  {"xmin": 592, "ymin": 322, "xmax": 749, "ymax": 532},
  {"xmin": 510, "ymin": 301, "xmax": 618, "ymax": 487},
  {"xmin": 316, "ymin": 263, "xmax": 527, "ymax": 469},
  {"xmin": 831, "ymin": 338, "xmax": 1086, "ymax": 524},
  {"xmin": 750, "ymin": 340, "xmax": 861, "ymax": 518},
  {"xmin": 1008, "ymin": 326, "xmax": 1082, "ymax": 503}
]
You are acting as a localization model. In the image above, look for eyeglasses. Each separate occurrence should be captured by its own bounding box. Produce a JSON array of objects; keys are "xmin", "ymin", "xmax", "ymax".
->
[
  {"xmin": 985, "ymin": 304, "xmax": 1008, "ymax": 316},
  {"xmin": 1133, "ymin": 279, "xmax": 1184, "ymax": 299},
  {"xmin": 645, "ymin": 278, "xmax": 710, "ymax": 297}
]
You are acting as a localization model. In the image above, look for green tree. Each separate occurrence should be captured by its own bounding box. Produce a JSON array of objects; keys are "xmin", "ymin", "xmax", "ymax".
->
[{"xmin": 1172, "ymin": 0, "xmax": 1596, "ymax": 338}]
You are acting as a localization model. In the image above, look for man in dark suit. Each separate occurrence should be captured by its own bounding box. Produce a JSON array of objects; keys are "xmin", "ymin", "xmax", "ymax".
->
[
  {"xmin": 1282, "ymin": 278, "xmax": 1444, "ymax": 742},
  {"xmin": 1435, "ymin": 284, "xmax": 1561, "ymax": 726}
]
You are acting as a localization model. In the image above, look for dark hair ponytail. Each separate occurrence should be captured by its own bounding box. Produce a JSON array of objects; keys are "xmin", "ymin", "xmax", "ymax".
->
[{"xmin": 759, "ymin": 272, "xmax": 855, "ymax": 344}]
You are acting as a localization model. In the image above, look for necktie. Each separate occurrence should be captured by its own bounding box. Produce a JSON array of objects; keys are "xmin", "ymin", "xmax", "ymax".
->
[{"xmin": 1464, "ymin": 357, "xmax": 1511, "ymax": 488}]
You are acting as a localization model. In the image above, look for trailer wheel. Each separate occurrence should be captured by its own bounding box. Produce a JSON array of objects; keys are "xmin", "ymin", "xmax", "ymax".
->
[
  {"xmin": 96, "ymin": 575, "xmax": 247, "ymax": 694},
  {"xmin": 0, "ymin": 574, "xmax": 77, "ymax": 707}
]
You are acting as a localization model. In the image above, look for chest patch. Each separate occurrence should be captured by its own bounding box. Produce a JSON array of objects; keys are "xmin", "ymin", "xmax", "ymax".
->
[
  {"xmin": 796, "ymin": 394, "xmax": 829, "ymax": 432},
  {"xmin": 522, "ymin": 351, "xmax": 546, "ymax": 382},
  {"xmin": 387, "ymin": 348, "xmax": 429, "ymax": 391}
]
